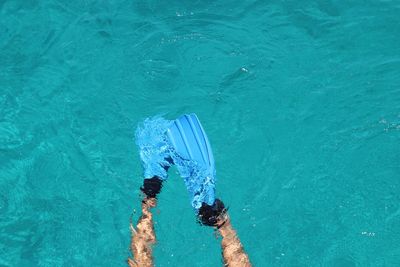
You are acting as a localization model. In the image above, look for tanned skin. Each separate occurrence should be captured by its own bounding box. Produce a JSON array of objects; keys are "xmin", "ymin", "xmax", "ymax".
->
[
  {"xmin": 217, "ymin": 216, "xmax": 252, "ymax": 267},
  {"xmin": 128, "ymin": 197, "xmax": 157, "ymax": 267},
  {"xmin": 128, "ymin": 197, "xmax": 252, "ymax": 267}
]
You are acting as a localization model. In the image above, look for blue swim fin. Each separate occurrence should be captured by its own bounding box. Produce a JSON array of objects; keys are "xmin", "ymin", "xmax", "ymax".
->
[
  {"xmin": 167, "ymin": 114, "xmax": 216, "ymax": 209},
  {"xmin": 135, "ymin": 117, "xmax": 173, "ymax": 181}
]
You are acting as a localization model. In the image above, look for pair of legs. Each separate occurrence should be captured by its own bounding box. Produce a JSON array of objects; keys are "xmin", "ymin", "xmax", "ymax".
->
[{"xmin": 128, "ymin": 178, "xmax": 251, "ymax": 267}]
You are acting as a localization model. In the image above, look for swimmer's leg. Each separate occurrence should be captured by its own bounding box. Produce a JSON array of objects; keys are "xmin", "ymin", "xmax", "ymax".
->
[
  {"xmin": 128, "ymin": 177, "xmax": 163, "ymax": 267},
  {"xmin": 218, "ymin": 216, "xmax": 252, "ymax": 267},
  {"xmin": 128, "ymin": 197, "xmax": 157, "ymax": 267},
  {"xmin": 198, "ymin": 199, "xmax": 252, "ymax": 267}
]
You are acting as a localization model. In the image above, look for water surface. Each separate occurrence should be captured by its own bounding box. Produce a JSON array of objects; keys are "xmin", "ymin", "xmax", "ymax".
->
[{"xmin": 0, "ymin": 0, "xmax": 399, "ymax": 266}]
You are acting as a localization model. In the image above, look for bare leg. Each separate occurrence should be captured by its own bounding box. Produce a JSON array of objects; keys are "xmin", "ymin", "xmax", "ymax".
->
[
  {"xmin": 217, "ymin": 215, "xmax": 252, "ymax": 267},
  {"xmin": 128, "ymin": 198, "xmax": 157, "ymax": 267},
  {"xmin": 198, "ymin": 199, "xmax": 252, "ymax": 266}
]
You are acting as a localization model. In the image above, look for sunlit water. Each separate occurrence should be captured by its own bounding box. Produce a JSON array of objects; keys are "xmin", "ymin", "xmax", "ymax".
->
[{"xmin": 1, "ymin": 0, "xmax": 399, "ymax": 266}]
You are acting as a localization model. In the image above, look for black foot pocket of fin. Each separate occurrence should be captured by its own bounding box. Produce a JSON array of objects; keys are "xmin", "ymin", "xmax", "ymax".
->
[
  {"xmin": 141, "ymin": 177, "xmax": 163, "ymax": 198},
  {"xmin": 198, "ymin": 199, "xmax": 226, "ymax": 226}
]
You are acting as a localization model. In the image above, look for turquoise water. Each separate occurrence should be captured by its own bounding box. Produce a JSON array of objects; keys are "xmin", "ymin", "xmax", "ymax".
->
[{"xmin": 1, "ymin": 0, "xmax": 399, "ymax": 266}]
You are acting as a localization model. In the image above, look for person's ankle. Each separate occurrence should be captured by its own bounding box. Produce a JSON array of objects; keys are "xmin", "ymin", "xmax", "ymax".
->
[
  {"xmin": 142, "ymin": 197, "xmax": 157, "ymax": 209},
  {"xmin": 216, "ymin": 213, "xmax": 229, "ymax": 229}
]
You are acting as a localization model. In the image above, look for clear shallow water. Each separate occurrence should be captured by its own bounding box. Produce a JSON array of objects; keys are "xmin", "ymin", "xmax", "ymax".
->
[{"xmin": 0, "ymin": 0, "xmax": 399, "ymax": 266}]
